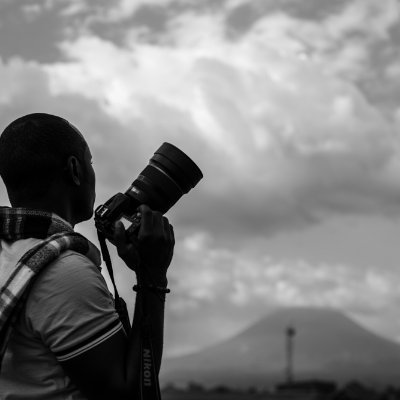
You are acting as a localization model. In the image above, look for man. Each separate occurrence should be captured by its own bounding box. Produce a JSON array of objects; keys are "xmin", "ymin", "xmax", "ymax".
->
[{"xmin": 0, "ymin": 113, "xmax": 174, "ymax": 399}]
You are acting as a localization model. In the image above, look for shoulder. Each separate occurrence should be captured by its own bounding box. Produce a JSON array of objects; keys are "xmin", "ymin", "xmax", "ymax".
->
[
  {"xmin": 32, "ymin": 249, "xmax": 105, "ymax": 292},
  {"xmin": 23, "ymin": 249, "xmax": 122, "ymax": 358},
  {"xmin": 25, "ymin": 249, "xmax": 114, "ymax": 323}
]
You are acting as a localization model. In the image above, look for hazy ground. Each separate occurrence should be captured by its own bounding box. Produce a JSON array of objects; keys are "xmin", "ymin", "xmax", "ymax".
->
[
  {"xmin": 163, "ymin": 395, "xmax": 264, "ymax": 400},
  {"xmin": 162, "ymin": 393, "xmax": 314, "ymax": 400}
]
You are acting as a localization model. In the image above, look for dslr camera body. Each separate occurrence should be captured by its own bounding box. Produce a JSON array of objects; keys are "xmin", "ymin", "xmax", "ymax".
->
[{"xmin": 94, "ymin": 142, "xmax": 203, "ymax": 242}]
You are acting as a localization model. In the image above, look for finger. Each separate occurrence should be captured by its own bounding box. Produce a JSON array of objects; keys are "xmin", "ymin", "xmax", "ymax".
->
[
  {"xmin": 113, "ymin": 221, "xmax": 127, "ymax": 247},
  {"xmin": 137, "ymin": 204, "xmax": 152, "ymax": 214},
  {"xmin": 167, "ymin": 224, "xmax": 175, "ymax": 263},
  {"xmin": 137, "ymin": 204, "xmax": 153, "ymax": 239},
  {"xmin": 162, "ymin": 217, "xmax": 172, "ymax": 240},
  {"xmin": 152, "ymin": 211, "xmax": 163, "ymax": 236},
  {"xmin": 169, "ymin": 224, "xmax": 175, "ymax": 246}
]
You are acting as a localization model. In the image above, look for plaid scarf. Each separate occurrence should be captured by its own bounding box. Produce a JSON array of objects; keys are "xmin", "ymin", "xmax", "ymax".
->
[{"xmin": 0, "ymin": 207, "xmax": 101, "ymax": 370}]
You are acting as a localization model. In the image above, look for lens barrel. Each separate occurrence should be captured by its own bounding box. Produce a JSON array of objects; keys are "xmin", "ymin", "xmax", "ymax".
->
[{"xmin": 126, "ymin": 142, "xmax": 203, "ymax": 214}]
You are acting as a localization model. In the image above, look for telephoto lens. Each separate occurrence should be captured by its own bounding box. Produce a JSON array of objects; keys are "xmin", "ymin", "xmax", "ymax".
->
[
  {"xmin": 126, "ymin": 142, "xmax": 203, "ymax": 214},
  {"xmin": 95, "ymin": 142, "xmax": 203, "ymax": 241}
]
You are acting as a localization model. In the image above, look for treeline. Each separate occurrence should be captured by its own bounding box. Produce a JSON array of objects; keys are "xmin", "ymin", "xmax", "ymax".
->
[
  {"xmin": 332, "ymin": 381, "xmax": 400, "ymax": 400},
  {"xmin": 162, "ymin": 380, "xmax": 400, "ymax": 399}
]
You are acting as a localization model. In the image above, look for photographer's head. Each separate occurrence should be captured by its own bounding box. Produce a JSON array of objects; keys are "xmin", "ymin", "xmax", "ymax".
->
[{"xmin": 0, "ymin": 113, "xmax": 96, "ymax": 226}]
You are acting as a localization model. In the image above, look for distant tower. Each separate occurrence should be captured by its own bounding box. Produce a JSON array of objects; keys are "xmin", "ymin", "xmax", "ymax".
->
[{"xmin": 285, "ymin": 325, "xmax": 296, "ymax": 384}]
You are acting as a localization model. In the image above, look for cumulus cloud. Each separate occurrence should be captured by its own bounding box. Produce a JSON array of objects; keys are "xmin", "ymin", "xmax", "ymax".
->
[
  {"xmin": 41, "ymin": 0, "xmax": 400, "ymax": 243},
  {"xmin": 162, "ymin": 230, "xmax": 400, "ymax": 354},
  {"xmin": 1, "ymin": 0, "xmax": 400, "ymax": 355},
  {"xmin": 0, "ymin": 56, "xmax": 139, "ymax": 211},
  {"xmin": 173, "ymin": 232, "xmax": 400, "ymax": 312}
]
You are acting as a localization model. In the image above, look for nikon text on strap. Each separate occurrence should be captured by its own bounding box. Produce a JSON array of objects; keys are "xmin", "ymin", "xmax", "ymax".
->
[{"xmin": 96, "ymin": 230, "xmax": 162, "ymax": 400}]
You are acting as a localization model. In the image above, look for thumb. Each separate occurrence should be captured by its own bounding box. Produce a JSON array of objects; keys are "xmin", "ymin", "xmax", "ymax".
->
[{"xmin": 113, "ymin": 221, "xmax": 127, "ymax": 248}]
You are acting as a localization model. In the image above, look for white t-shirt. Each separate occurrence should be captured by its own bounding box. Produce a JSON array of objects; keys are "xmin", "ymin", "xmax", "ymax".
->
[{"xmin": 0, "ymin": 238, "xmax": 123, "ymax": 399}]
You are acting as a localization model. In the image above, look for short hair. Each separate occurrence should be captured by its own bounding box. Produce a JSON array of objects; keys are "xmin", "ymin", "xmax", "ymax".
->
[{"xmin": 0, "ymin": 113, "xmax": 88, "ymax": 202}]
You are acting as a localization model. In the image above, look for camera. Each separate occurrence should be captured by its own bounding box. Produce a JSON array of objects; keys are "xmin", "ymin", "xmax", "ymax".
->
[{"xmin": 94, "ymin": 142, "xmax": 203, "ymax": 243}]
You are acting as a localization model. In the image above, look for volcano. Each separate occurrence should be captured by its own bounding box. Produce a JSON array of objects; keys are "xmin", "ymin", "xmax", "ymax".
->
[{"xmin": 161, "ymin": 307, "xmax": 400, "ymax": 389}]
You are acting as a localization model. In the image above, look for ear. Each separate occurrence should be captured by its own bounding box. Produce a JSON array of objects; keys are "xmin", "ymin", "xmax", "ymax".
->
[{"xmin": 65, "ymin": 155, "xmax": 83, "ymax": 186}]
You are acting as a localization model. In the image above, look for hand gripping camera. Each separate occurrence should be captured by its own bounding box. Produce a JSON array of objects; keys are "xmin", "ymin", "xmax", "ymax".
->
[
  {"xmin": 94, "ymin": 143, "xmax": 203, "ymax": 383},
  {"xmin": 94, "ymin": 142, "xmax": 203, "ymax": 243}
]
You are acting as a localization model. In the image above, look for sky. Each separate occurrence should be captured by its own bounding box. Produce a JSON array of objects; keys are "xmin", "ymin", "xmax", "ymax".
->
[{"xmin": 0, "ymin": 0, "xmax": 400, "ymax": 358}]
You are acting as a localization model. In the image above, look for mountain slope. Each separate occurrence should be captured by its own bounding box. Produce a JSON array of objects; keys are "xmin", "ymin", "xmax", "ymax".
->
[{"xmin": 161, "ymin": 307, "xmax": 400, "ymax": 388}]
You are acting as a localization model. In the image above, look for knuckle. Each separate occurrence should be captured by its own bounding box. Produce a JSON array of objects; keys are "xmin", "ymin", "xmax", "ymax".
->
[
  {"xmin": 157, "ymin": 213, "xmax": 165, "ymax": 221},
  {"xmin": 138, "ymin": 231, "xmax": 152, "ymax": 243},
  {"xmin": 143, "ymin": 208, "xmax": 152, "ymax": 216},
  {"xmin": 139, "ymin": 204, "xmax": 152, "ymax": 214},
  {"xmin": 117, "ymin": 247, "xmax": 127, "ymax": 258}
]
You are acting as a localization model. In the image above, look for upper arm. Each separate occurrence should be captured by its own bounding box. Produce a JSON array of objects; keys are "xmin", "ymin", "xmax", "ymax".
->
[
  {"xmin": 26, "ymin": 251, "xmax": 135, "ymax": 399},
  {"xmin": 60, "ymin": 328, "xmax": 135, "ymax": 400}
]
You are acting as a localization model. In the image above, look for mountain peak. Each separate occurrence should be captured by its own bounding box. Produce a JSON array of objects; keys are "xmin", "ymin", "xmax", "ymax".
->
[{"xmin": 161, "ymin": 306, "xmax": 400, "ymax": 389}]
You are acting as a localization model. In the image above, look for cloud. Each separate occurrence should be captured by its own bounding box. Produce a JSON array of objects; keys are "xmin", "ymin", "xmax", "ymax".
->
[
  {"xmin": 323, "ymin": 0, "xmax": 399, "ymax": 42},
  {"xmin": 161, "ymin": 229, "xmax": 400, "ymax": 354},
  {"xmin": 31, "ymin": 1, "xmax": 400, "ymax": 249},
  {"xmin": 172, "ymin": 231, "xmax": 400, "ymax": 312},
  {"xmin": 21, "ymin": 4, "xmax": 43, "ymax": 21},
  {"xmin": 1, "ymin": 0, "xmax": 400, "ymax": 355},
  {"xmin": 0, "ymin": 56, "xmax": 141, "ymax": 207},
  {"xmin": 89, "ymin": 0, "xmax": 182, "ymax": 24}
]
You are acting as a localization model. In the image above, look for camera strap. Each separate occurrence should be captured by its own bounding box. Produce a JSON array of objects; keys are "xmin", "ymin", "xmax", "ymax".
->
[
  {"xmin": 140, "ymin": 315, "xmax": 162, "ymax": 400},
  {"xmin": 96, "ymin": 230, "xmax": 162, "ymax": 400},
  {"xmin": 97, "ymin": 231, "xmax": 131, "ymax": 335}
]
